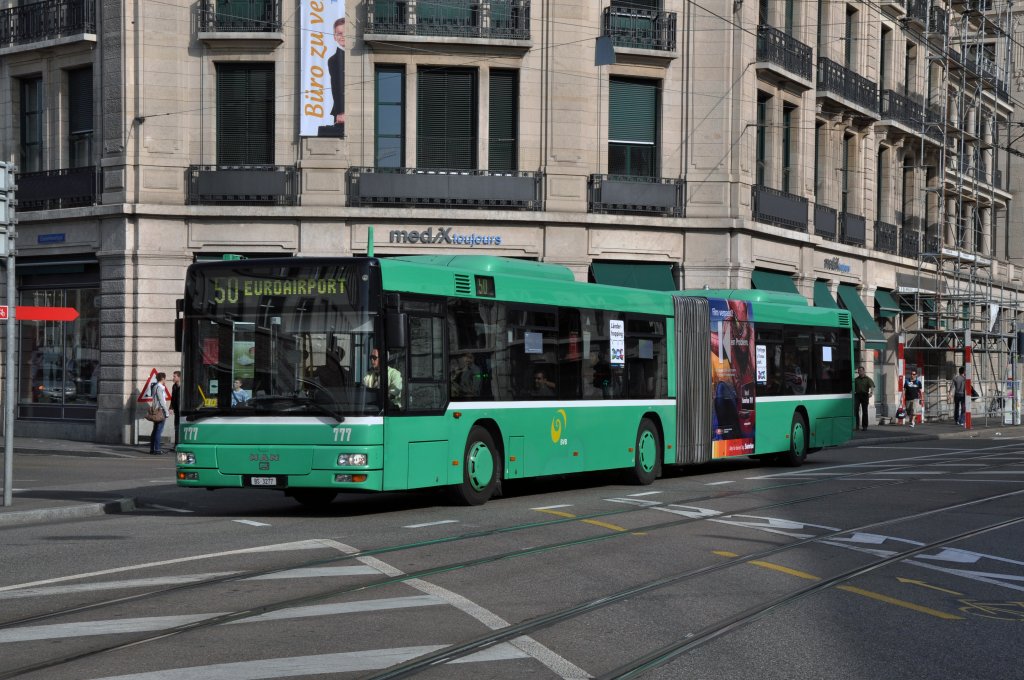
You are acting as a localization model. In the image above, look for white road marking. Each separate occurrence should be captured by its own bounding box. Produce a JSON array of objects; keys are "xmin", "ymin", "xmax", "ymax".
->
[
  {"xmin": 247, "ymin": 566, "xmax": 380, "ymax": 579},
  {"xmin": 403, "ymin": 520, "xmax": 459, "ymax": 528},
  {"xmin": 626, "ymin": 491, "xmax": 662, "ymax": 496},
  {"xmin": 320, "ymin": 539, "xmax": 592, "ymax": 679},
  {"xmin": 144, "ymin": 504, "xmax": 193, "ymax": 513},
  {"xmin": 705, "ymin": 481, "xmax": 735, "ymax": 486},
  {"xmin": 531, "ymin": 504, "xmax": 573, "ymax": 510},
  {"xmin": 0, "ymin": 539, "xmax": 334, "ymax": 593},
  {"xmin": 0, "ymin": 596, "xmax": 446, "ymax": 643},
  {"xmin": 233, "ymin": 520, "xmax": 270, "ymax": 527},
  {"xmin": 89, "ymin": 645, "xmax": 449, "ymax": 680},
  {"xmin": 964, "ymin": 470, "xmax": 1024, "ymax": 474}
]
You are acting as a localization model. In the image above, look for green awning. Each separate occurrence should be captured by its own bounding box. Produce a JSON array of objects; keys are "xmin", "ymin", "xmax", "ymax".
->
[
  {"xmin": 813, "ymin": 281, "xmax": 839, "ymax": 308},
  {"xmin": 874, "ymin": 289, "xmax": 900, "ymax": 318},
  {"xmin": 751, "ymin": 270, "xmax": 800, "ymax": 296},
  {"xmin": 837, "ymin": 284, "xmax": 887, "ymax": 351},
  {"xmin": 590, "ymin": 262, "xmax": 676, "ymax": 291}
]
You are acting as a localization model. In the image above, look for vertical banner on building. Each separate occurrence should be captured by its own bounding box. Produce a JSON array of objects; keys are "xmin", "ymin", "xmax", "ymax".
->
[
  {"xmin": 709, "ymin": 299, "xmax": 756, "ymax": 458},
  {"xmin": 300, "ymin": 0, "xmax": 346, "ymax": 137}
]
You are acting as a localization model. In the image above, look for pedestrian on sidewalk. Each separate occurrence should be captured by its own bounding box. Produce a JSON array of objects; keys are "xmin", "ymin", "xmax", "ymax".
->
[
  {"xmin": 149, "ymin": 372, "xmax": 170, "ymax": 454},
  {"xmin": 170, "ymin": 370, "xmax": 181, "ymax": 450},
  {"xmin": 904, "ymin": 369, "xmax": 923, "ymax": 427},
  {"xmin": 950, "ymin": 366, "xmax": 966, "ymax": 427},
  {"xmin": 854, "ymin": 366, "xmax": 874, "ymax": 431}
]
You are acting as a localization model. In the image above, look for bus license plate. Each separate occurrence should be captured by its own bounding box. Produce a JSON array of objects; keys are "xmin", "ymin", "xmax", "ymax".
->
[{"xmin": 250, "ymin": 476, "xmax": 278, "ymax": 487}]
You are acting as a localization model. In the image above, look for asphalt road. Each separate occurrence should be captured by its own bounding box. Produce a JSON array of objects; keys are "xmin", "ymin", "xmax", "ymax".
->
[{"xmin": 1, "ymin": 437, "xmax": 1022, "ymax": 680}]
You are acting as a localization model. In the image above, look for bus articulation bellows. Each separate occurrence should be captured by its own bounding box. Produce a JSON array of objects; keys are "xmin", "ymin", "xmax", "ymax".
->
[{"xmin": 174, "ymin": 256, "xmax": 854, "ymax": 507}]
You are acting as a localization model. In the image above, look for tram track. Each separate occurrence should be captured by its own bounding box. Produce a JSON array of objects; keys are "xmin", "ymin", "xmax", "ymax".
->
[
  {"xmin": 0, "ymin": 445, "xmax": 1022, "ymax": 678},
  {"xmin": 2, "ymin": 443, "xmax": 1017, "ymax": 634}
]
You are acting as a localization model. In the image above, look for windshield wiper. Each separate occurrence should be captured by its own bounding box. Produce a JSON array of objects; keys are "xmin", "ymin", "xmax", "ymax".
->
[{"xmin": 248, "ymin": 393, "xmax": 344, "ymax": 423}]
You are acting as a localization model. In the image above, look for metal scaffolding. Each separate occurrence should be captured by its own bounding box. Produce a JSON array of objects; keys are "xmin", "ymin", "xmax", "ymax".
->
[{"xmin": 900, "ymin": 0, "xmax": 1021, "ymax": 425}]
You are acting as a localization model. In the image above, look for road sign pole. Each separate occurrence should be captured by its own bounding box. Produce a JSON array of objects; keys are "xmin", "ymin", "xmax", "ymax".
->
[{"xmin": 3, "ymin": 162, "xmax": 16, "ymax": 507}]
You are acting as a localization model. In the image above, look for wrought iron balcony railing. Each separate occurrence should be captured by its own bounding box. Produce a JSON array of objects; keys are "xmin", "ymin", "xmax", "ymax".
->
[
  {"xmin": 814, "ymin": 204, "xmax": 838, "ymax": 241},
  {"xmin": 879, "ymin": 89, "xmax": 924, "ymax": 130},
  {"xmin": 756, "ymin": 24, "xmax": 813, "ymax": 81},
  {"xmin": 874, "ymin": 220, "xmax": 899, "ymax": 254},
  {"xmin": 588, "ymin": 175, "xmax": 684, "ymax": 217},
  {"xmin": 817, "ymin": 58, "xmax": 879, "ymax": 114},
  {"xmin": 0, "ymin": 0, "xmax": 95, "ymax": 48},
  {"xmin": 751, "ymin": 184, "xmax": 808, "ymax": 232},
  {"xmin": 186, "ymin": 165, "xmax": 298, "ymax": 205},
  {"xmin": 840, "ymin": 211, "xmax": 866, "ymax": 247},
  {"xmin": 16, "ymin": 166, "xmax": 99, "ymax": 211},
  {"xmin": 602, "ymin": 5, "xmax": 676, "ymax": 52},
  {"xmin": 366, "ymin": 0, "xmax": 530, "ymax": 40},
  {"xmin": 347, "ymin": 167, "xmax": 543, "ymax": 210},
  {"xmin": 196, "ymin": 0, "xmax": 282, "ymax": 32},
  {"xmin": 900, "ymin": 227, "xmax": 921, "ymax": 258}
]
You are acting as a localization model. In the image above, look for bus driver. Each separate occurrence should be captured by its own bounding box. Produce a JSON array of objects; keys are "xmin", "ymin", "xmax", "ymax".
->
[{"xmin": 363, "ymin": 348, "xmax": 403, "ymax": 408}]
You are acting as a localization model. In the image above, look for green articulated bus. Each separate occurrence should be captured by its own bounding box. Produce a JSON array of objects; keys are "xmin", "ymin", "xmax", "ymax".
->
[{"xmin": 175, "ymin": 255, "xmax": 854, "ymax": 507}]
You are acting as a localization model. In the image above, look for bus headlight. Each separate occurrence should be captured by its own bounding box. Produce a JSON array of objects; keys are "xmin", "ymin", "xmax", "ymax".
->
[
  {"xmin": 337, "ymin": 453, "xmax": 368, "ymax": 467},
  {"xmin": 177, "ymin": 452, "xmax": 196, "ymax": 465}
]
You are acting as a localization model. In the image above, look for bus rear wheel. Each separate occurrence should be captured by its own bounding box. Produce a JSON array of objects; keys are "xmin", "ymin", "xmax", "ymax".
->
[
  {"xmin": 780, "ymin": 412, "xmax": 808, "ymax": 467},
  {"xmin": 290, "ymin": 489, "xmax": 338, "ymax": 509},
  {"xmin": 628, "ymin": 418, "xmax": 662, "ymax": 485},
  {"xmin": 451, "ymin": 426, "xmax": 501, "ymax": 506}
]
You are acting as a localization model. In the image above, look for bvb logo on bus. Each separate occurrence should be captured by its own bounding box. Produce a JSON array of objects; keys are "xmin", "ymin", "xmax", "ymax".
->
[{"xmin": 550, "ymin": 409, "xmax": 568, "ymax": 444}]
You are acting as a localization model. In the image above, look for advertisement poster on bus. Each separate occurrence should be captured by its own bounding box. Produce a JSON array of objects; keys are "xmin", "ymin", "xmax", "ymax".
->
[
  {"xmin": 609, "ymin": 319, "xmax": 625, "ymax": 366},
  {"xmin": 300, "ymin": 0, "xmax": 345, "ymax": 137},
  {"xmin": 709, "ymin": 299, "xmax": 756, "ymax": 458}
]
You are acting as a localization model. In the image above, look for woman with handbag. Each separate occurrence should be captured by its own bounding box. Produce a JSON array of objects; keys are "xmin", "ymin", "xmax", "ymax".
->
[{"xmin": 148, "ymin": 372, "xmax": 170, "ymax": 455}]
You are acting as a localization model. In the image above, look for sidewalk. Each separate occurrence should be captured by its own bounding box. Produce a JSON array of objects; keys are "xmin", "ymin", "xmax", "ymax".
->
[{"xmin": 0, "ymin": 419, "xmax": 1016, "ymax": 527}]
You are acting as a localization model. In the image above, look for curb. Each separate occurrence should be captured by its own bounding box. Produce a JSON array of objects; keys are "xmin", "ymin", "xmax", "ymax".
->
[{"xmin": 0, "ymin": 497, "xmax": 137, "ymax": 528}]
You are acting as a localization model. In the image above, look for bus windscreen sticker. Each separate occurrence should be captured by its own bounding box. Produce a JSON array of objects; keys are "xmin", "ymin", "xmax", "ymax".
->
[
  {"xmin": 609, "ymin": 320, "xmax": 625, "ymax": 366},
  {"xmin": 709, "ymin": 299, "xmax": 756, "ymax": 458}
]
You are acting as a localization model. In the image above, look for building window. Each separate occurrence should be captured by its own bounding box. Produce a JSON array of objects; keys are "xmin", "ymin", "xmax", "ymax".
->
[
  {"xmin": 417, "ymin": 68, "xmax": 477, "ymax": 169},
  {"xmin": 845, "ymin": 5, "xmax": 856, "ymax": 70},
  {"xmin": 842, "ymin": 132, "xmax": 855, "ymax": 213},
  {"xmin": 488, "ymin": 69, "xmax": 518, "ymax": 172},
  {"xmin": 756, "ymin": 91, "xmax": 769, "ymax": 186},
  {"xmin": 216, "ymin": 63, "xmax": 274, "ymax": 165},
  {"xmin": 68, "ymin": 67, "xmax": 93, "ymax": 168},
  {"xmin": 375, "ymin": 66, "xmax": 404, "ymax": 168},
  {"xmin": 20, "ymin": 76, "xmax": 43, "ymax": 173},
  {"xmin": 782, "ymin": 104, "xmax": 795, "ymax": 193},
  {"xmin": 609, "ymin": 77, "xmax": 658, "ymax": 177},
  {"xmin": 17, "ymin": 277, "xmax": 100, "ymax": 421}
]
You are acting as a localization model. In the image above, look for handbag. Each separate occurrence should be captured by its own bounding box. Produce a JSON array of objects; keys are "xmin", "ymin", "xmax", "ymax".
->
[{"xmin": 145, "ymin": 404, "xmax": 165, "ymax": 422}]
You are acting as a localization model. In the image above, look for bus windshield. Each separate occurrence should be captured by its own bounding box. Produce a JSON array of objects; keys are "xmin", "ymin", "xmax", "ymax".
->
[{"xmin": 182, "ymin": 260, "xmax": 381, "ymax": 418}]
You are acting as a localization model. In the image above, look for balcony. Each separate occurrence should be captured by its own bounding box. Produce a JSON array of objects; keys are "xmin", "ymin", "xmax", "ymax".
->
[
  {"xmin": 588, "ymin": 175, "xmax": 684, "ymax": 217},
  {"xmin": 900, "ymin": 227, "xmax": 920, "ymax": 258},
  {"xmin": 907, "ymin": 0, "xmax": 947, "ymax": 34},
  {"xmin": 879, "ymin": 89, "xmax": 924, "ymax": 131},
  {"xmin": 840, "ymin": 211, "xmax": 866, "ymax": 247},
  {"xmin": 817, "ymin": 58, "xmax": 879, "ymax": 116},
  {"xmin": 365, "ymin": 0, "xmax": 530, "ymax": 42},
  {"xmin": 874, "ymin": 220, "xmax": 899, "ymax": 254},
  {"xmin": 16, "ymin": 166, "xmax": 99, "ymax": 211},
  {"xmin": 196, "ymin": 0, "xmax": 284, "ymax": 47},
  {"xmin": 0, "ymin": 0, "xmax": 95, "ymax": 51},
  {"xmin": 751, "ymin": 185, "xmax": 808, "ymax": 232},
  {"xmin": 602, "ymin": 5, "xmax": 676, "ymax": 53},
  {"xmin": 756, "ymin": 24, "xmax": 813, "ymax": 83},
  {"xmin": 347, "ymin": 167, "xmax": 543, "ymax": 210},
  {"xmin": 814, "ymin": 204, "xmax": 838, "ymax": 241},
  {"xmin": 186, "ymin": 165, "xmax": 298, "ymax": 206}
]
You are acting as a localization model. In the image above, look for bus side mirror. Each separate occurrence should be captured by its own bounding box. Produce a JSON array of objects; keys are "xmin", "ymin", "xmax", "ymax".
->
[
  {"xmin": 174, "ymin": 318, "xmax": 183, "ymax": 353},
  {"xmin": 386, "ymin": 312, "xmax": 407, "ymax": 349}
]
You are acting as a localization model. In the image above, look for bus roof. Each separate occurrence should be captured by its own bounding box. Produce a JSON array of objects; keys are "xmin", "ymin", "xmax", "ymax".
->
[
  {"xmin": 674, "ymin": 289, "xmax": 809, "ymax": 306},
  {"xmin": 388, "ymin": 255, "xmax": 576, "ymax": 282}
]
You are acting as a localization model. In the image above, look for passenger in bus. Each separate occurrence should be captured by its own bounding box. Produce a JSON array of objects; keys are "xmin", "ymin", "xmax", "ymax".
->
[
  {"xmin": 530, "ymin": 370, "xmax": 556, "ymax": 397},
  {"xmin": 451, "ymin": 352, "xmax": 483, "ymax": 398},
  {"xmin": 231, "ymin": 379, "xmax": 250, "ymax": 406},
  {"xmin": 315, "ymin": 347, "xmax": 350, "ymax": 387},
  {"xmin": 783, "ymin": 352, "xmax": 807, "ymax": 395},
  {"xmin": 363, "ymin": 348, "xmax": 403, "ymax": 408}
]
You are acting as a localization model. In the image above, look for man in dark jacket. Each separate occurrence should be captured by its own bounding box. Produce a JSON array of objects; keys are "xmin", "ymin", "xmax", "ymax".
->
[
  {"xmin": 904, "ymin": 369, "xmax": 922, "ymax": 427},
  {"xmin": 170, "ymin": 370, "xmax": 181, "ymax": 450},
  {"xmin": 328, "ymin": 17, "xmax": 345, "ymax": 132}
]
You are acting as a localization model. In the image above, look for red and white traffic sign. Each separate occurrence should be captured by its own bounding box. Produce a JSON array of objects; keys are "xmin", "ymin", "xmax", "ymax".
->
[{"xmin": 0, "ymin": 306, "xmax": 6, "ymax": 319}]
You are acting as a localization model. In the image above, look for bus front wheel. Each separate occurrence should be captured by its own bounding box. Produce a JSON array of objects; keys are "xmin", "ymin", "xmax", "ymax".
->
[
  {"xmin": 780, "ymin": 413, "xmax": 808, "ymax": 467},
  {"xmin": 628, "ymin": 418, "xmax": 662, "ymax": 485},
  {"xmin": 451, "ymin": 427, "xmax": 501, "ymax": 506}
]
